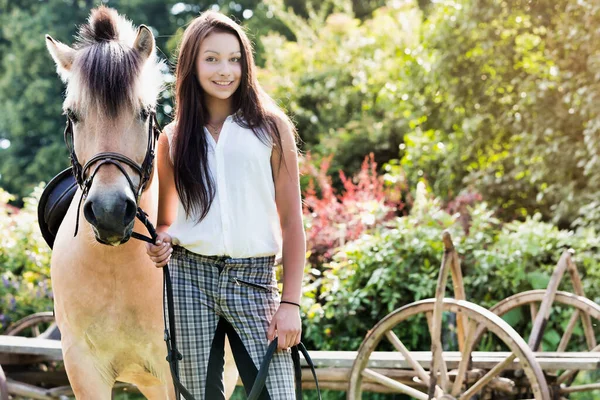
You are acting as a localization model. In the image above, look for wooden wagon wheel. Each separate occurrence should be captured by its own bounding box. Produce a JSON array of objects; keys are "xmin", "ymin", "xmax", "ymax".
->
[
  {"xmin": 475, "ymin": 289, "xmax": 600, "ymax": 396},
  {"xmin": 0, "ymin": 364, "xmax": 8, "ymax": 400},
  {"xmin": 4, "ymin": 311, "xmax": 58, "ymax": 339},
  {"xmin": 1, "ymin": 312, "xmax": 62, "ymax": 400},
  {"xmin": 347, "ymin": 298, "xmax": 549, "ymax": 399}
]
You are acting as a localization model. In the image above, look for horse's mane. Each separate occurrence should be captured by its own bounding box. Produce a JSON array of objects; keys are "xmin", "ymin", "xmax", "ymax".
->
[{"xmin": 64, "ymin": 6, "xmax": 163, "ymax": 118}]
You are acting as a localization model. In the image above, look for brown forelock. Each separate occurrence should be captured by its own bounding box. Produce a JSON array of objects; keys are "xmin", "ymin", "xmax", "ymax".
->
[
  {"xmin": 77, "ymin": 6, "xmax": 120, "ymax": 46},
  {"xmin": 74, "ymin": 6, "xmax": 142, "ymax": 117},
  {"xmin": 76, "ymin": 44, "xmax": 142, "ymax": 117}
]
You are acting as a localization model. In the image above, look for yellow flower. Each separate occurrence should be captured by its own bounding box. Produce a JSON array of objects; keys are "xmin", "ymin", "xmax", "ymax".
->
[{"xmin": 23, "ymin": 271, "xmax": 38, "ymax": 283}]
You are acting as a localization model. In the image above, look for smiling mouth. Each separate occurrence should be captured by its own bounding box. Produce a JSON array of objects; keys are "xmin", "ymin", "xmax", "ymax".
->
[{"xmin": 213, "ymin": 81, "xmax": 233, "ymax": 86}]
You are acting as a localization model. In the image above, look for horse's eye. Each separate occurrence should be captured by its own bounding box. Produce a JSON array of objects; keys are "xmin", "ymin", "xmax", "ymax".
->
[
  {"xmin": 66, "ymin": 109, "xmax": 79, "ymax": 123},
  {"xmin": 140, "ymin": 108, "xmax": 149, "ymax": 121}
]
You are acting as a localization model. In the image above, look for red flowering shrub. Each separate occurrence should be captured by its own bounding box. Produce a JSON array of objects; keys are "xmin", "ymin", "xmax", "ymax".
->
[{"xmin": 301, "ymin": 153, "xmax": 407, "ymax": 268}]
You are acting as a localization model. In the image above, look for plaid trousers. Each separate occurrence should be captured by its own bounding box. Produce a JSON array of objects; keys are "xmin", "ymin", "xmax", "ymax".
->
[{"xmin": 168, "ymin": 246, "xmax": 295, "ymax": 399}]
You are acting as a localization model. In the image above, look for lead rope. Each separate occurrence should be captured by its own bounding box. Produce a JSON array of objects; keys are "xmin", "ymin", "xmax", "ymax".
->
[
  {"xmin": 133, "ymin": 209, "xmax": 193, "ymax": 400},
  {"xmin": 134, "ymin": 208, "xmax": 321, "ymax": 400}
]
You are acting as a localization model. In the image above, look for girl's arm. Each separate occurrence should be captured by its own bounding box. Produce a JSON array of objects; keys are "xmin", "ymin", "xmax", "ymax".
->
[
  {"xmin": 267, "ymin": 116, "xmax": 305, "ymax": 349},
  {"xmin": 272, "ymin": 117, "xmax": 305, "ymax": 305},
  {"xmin": 156, "ymin": 124, "xmax": 178, "ymax": 233},
  {"xmin": 146, "ymin": 124, "xmax": 178, "ymax": 267}
]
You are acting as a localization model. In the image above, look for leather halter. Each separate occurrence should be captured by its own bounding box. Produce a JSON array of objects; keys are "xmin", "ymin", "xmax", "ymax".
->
[{"xmin": 63, "ymin": 109, "xmax": 161, "ymax": 237}]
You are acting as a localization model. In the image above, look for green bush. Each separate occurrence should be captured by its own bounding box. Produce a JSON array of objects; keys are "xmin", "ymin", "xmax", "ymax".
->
[
  {"xmin": 301, "ymin": 182, "xmax": 600, "ymax": 353},
  {"xmin": 259, "ymin": 2, "xmax": 422, "ymax": 180},
  {"xmin": 400, "ymin": 0, "xmax": 600, "ymax": 228},
  {"xmin": 0, "ymin": 186, "xmax": 53, "ymax": 331}
]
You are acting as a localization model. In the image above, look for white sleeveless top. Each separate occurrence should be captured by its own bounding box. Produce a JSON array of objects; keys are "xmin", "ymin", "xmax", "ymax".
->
[{"xmin": 164, "ymin": 115, "xmax": 282, "ymax": 258}]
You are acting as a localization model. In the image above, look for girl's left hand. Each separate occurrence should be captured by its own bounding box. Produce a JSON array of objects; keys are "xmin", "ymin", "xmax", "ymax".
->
[{"xmin": 267, "ymin": 302, "xmax": 301, "ymax": 350}]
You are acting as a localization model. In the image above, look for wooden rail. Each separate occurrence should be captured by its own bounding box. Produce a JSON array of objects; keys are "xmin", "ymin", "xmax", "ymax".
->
[{"xmin": 2, "ymin": 335, "xmax": 599, "ymax": 371}]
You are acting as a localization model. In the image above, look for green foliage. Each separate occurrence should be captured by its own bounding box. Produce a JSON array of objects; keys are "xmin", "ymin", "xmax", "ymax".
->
[
  {"xmin": 259, "ymin": 1, "xmax": 421, "ymax": 178},
  {"xmin": 0, "ymin": 186, "xmax": 53, "ymax": 331},
  {"xmin": 400, "ymin": 0, "xmax": 600, "ymax": 227},
  {"xmin": 0, "ymin": 0, "xmax": 293, "ymax": 203},
  {"xmin": 301, "ymin": 182, "xmax": 600, "ymax": 353},
  {"xmin": 302, "ymin": 181, "xmax": 457, "ymax": 350},
  {"xmin": 258, "ymin": 0, "xmax": 600, "ymax": 230}
]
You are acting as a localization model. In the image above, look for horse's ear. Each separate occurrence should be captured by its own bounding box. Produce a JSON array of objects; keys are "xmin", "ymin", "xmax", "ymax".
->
[
  {"xmin": 45, "ymin": 35, "xmax": 76, "ymax": 81},
  {"xmin": 133, "ymin": 25, "xmax": 154, "ymax": 61}
]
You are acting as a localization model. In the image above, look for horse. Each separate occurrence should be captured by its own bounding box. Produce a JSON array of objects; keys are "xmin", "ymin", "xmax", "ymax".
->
[{"xmin": 45, "ymin": 7, "xmax": 237, "ymax": 398}]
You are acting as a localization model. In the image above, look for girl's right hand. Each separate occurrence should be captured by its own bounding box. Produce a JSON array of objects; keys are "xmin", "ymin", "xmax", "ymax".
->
[{"xmin": 145, "ymin": 231, "xmax": 173, "ymax": 268}]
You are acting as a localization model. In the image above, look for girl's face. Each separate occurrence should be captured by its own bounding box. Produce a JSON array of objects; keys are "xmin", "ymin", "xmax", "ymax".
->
[{"xmin": 196, "ymin": 32, "xmax": 242, "ymax": 103}]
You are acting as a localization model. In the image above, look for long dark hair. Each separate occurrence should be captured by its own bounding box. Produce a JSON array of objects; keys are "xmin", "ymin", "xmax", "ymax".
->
[{"xmin": 173, "ymin": 11, "xmax": 291, "ymax": 221}]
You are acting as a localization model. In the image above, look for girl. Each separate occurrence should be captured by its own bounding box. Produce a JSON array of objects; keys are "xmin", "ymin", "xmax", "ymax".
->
[{"xmin": 145, "ymin": 10, "xmax": 304, "ymax": 400}]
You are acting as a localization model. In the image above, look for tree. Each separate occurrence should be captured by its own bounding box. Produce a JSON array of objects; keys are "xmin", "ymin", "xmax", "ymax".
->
[
  {"xmin": 0, "ymin": 1, "xmax": 88, "ymax": 201},
  {"xmin": 259, "ymin": 1, "xmax": 423, "ymax": 180},
  {"xmin": 400, "ymin": 0, "xmax": 600, "ymax": 227},
  {"xmin": 0, "ymin": 0, "xmax": 302, "ymax": 202}
]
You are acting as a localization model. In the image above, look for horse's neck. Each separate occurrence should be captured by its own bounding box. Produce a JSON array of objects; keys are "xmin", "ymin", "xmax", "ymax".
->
[
  {"xmin": 138, "ymin": 173, "xmax": 159, "ymax": 222},
  {"xmin": 135, "ymin": 172, "xmax": 159, "ymax": 234}
]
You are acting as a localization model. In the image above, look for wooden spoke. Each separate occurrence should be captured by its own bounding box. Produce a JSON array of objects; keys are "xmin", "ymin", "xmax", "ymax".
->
[
  {"xmin": 437, "ymin": 346, "xmax": 450, "ymax": 392},
  {"xmin": 4, "ymin": 312, "xmax": 55, "ymax": 337},
  {"xmin": 451, "ymin": 319, "xmax": 478, "ymax": 396},
  {"xmin": 362, "ymin": 368, "xmax": 428, "ymax": 399},
  {"xmin": 557, "ymin": 343, "xmax": 600, "ymax": 384},
  {"xmin": 529, "ymin": 303, "xmax": 538, "ymax": 321},
  {"xmin": 0, "ymin": 365, "xmax": 8, "ymax": 400},
  {"xmin": 560, "ymin": 383, "xmax": 600, "ymax": 394},
  {"xmin": 528, "ymin": 252, "xmax": 569, "ymax": 351},
  {"xmin": 385, "ymin": 331, "xmax": 432, "ymax": 388},
  {"xmin": 566, "ymin": 255, "xmax": 597, "ymax": 349},
  {"xmin": 348, "ymin": 233, "xmax": 549, "ymax": 400},
  {"xmin": 449, "ymin": 250, "xmax": 468, "ymax": 352},
  {"xmin": 426, "ymin": 311, "xmax": 434, "ymax": 333},
  {"xmin": 459, "ymin": 354, "xmax": 516, "ymax": 400},
  {"xmin": 557, "ymin": 310, "xmax": 579, "ymax": 352},
  {"xmin": 478, "ymin": 288, "xmax": 600, "ymax": 396},
  {"xmin": 430, "ymin": 238, "xmax": 454, "ymax": 394}
]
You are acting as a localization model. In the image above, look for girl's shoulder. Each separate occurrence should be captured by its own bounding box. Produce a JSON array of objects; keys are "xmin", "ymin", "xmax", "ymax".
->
[
  {"xmin": 163, "ymin": 121, "xmax": 176, "ymax": 138},
  {"xmin": 162, "ymin": 121, "xmax": 177, "ymax": 163},
  {"xmin": 162, "ymin": 121, "xmax": 177, "ymax": 147}
]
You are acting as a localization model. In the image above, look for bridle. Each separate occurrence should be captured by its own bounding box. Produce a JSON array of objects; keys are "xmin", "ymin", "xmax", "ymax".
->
[{"xmin": 63, "ymin": 108, "xmax": 161, "ymax": 237}]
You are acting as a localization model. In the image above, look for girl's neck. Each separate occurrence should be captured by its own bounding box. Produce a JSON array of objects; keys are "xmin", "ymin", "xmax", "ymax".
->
[{"xmin": 205, "ymin": 96, "xmax": 235, "ymax": 124}]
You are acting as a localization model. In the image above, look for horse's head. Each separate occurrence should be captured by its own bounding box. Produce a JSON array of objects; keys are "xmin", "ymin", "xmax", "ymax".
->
[{"xmin": 45, "ymin": 6, "xmax": 163, "ymax": 245}]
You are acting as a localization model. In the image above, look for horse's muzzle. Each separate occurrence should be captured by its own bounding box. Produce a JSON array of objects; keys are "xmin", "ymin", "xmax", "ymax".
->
[{"xmin": 83, "ymin": 192, "xmax": 136, "ymax": 245}]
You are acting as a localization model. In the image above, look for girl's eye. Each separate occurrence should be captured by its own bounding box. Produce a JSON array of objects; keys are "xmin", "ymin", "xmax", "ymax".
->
[
  {"xmin": 231, "ymin": 57, "xmax": 240, "ymax": 62},
  {"xmin": 206, "ymin": 56, "xmax": 216, "ymax": 62}
]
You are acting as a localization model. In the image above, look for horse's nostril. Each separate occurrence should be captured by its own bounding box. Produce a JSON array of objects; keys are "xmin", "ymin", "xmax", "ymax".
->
[
  {"xmin": 83, "ymin": 201, "xmax": 98, "ymax": 225},
  {"xmin": 124, "ymin": 198, "xmax": 136, "ymax": 225},
  {"xmin": 83, "ymin": 201, "xmax": 98, "ymax": 226}
]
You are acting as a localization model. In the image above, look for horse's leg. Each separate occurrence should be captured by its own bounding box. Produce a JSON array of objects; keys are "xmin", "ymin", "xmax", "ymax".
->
[
  {"xmin": 137, "ymin": 345, "xmax": 232, "ymax": 400},
  {"xmin": 223, "ymin": 336, "xmax": 238, "ymax": 399},
  {"xmin": 63, "ymin": 344, "xmax": 114, "ymax": 399},
  {"xmin": 136, "ymin": 383, "xmax": 175, "ymax": 400}
]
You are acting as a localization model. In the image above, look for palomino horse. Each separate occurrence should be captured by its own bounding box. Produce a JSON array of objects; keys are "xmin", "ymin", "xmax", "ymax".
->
[{"xmin": 45, "ymin": 7, "xmax": 237, "ymax": 398}]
